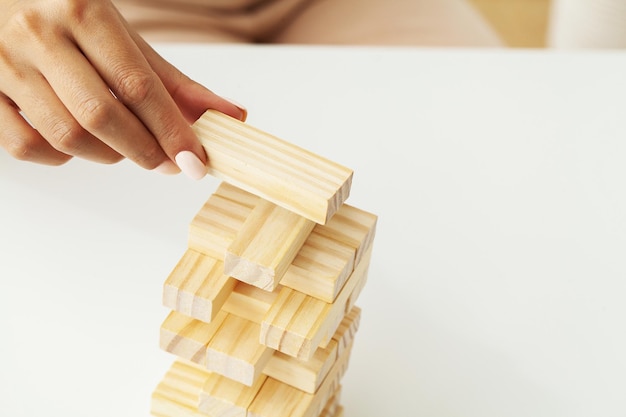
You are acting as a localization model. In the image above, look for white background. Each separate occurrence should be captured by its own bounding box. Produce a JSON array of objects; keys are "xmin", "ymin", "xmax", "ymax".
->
[{"xmin": 1, "ymin": 45, "xmax": 626, "ymax": 416}]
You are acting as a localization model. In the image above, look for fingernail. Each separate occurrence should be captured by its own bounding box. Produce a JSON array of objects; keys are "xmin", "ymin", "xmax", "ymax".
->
[
  {"xmin": 175, "ymin": 151, "xmax": 207, "ymax": 180},
  {"xmin": 224, "ymin": 97, "xmax": 248, "ymax": 122},
  {"xmin": 154, "ymin": 160, "xmax": 180, "ymax": 175}
]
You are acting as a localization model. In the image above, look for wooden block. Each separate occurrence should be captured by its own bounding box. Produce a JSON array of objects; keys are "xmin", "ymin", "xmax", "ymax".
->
[
  {"xmin": 198, "ymin": 366, "xmax": 343, "ymax": 417},
  {"xmin": 309, "ymin": 343, "xmax": 353, "ymax": 417},
  {"xmin": 280, "ymin": 230, "xmax": 355, "ymax": 303},
  {"xmin": 225, "ymin": 199, "xmax": 314, "ymax": 291},
  {"xmin": 205, "ymin": 313, "xmax": 275, "ymax": 386},
  {"xmin": 248, "ymin": 342, "xmax": 354, "ymax": 417},
  {"xmin": 318, "ymin": 250, "xmax": 371, "ymax": 349},
  {"xmin": 346, "ymin": 265, "xmax": 369, "ymax": 314},
  {"xmin": 154, "ymin": 333, "xmax": 353, "ymax": 417},
  {"xmin": 263, "ymin": 340, "xmax": 337, "ymax": 395},
  {"xmin": 151, "ymin": 363, "xmax": 347, "ymax": 417},
  {"xmin": 152, "ymin": 396, "xmax": 201, "ymax": 417},
  {"xmin": 163, "ymin": 249, "xmax": 236, "ymax": 323},
  {"xmin": 280, "ymin": 203, "xmax": 376, "ymax": 303},
  {"xmin": 151, "ymin": 360, "xmax": 210, "ymax": 417},
  {"xmin": 319, "ymin": 387, "xmax": 342, "ymax": 417},
  {"xmin": 213, "ymin": 182, "xmax": 259, "ymax": 208},
  {"xmin": 162, "ymin": 289, "xmax": 363, "ymax": 390},
  {"xmin": 193, "ymin": 110, "xmax": 353, "ymax": 224},
  {"xmin": 160, "ymin": 310, "xmax": 226, "ymax": 364},
  {"xmin": 260, "ymin": 247, "xmax": 372, "ymax": 360},
  {"xmin": 221, "ymin": 281, "xmax": 280, "ymax": 324},
  {"xmin": 317, "ymin": 204, "xmax": 377, "ymax": 267},
  {"xmin": 189, "ymin": 182, "xmax": 374, "ymax": 303},
  {"xmin": 263, "ymin": 306, "xmax": 359, "ymax": 394},
  {"xmin": 332, "ymin": 306, "xmax": 361, "ymax": 358},
  {"xmin": 199, "ymin": 372, "xmax": 268, "ymax": 417},
  {"xmin": 247, "ymin": 371, "xmax": 309, "ymax": 417},
  {"xmin": 188, "ymin": 187, "xmax": 255, "ymax": 259}
]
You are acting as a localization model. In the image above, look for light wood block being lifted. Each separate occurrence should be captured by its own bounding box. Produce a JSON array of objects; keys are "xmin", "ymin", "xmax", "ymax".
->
[{"xmin": 193, "ymin": 110, "xmax": 353, "ymax": 224}]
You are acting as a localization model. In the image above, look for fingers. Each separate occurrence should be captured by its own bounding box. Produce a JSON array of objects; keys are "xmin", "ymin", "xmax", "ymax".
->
[
  {"xmin": 32, "ymin": 37, "xmax": 168, "ymax": 169},
  {"xmin": 130, "ymin": 30, "xmax": 247, "ymax": 123},
  {"xmin": 1, "ymin": 63, "xmax": 123, "ymax": 165},
  {"xmin": 0, "ymin": 0, "xmax": 247, "ymax": 179},
  {"xmin": 126, "ymin": 28, "xmax": 250, "ymax": 181},
  {"xmin": 0, "ymin": 94, "xmax": 71, "ymax": 166},
  {"xmin": 72, "ymin": 5, "xmax": 208, "ymax": 174}
]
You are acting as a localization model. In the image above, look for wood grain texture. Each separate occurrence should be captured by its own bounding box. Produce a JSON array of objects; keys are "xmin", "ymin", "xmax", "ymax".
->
[
  {"xmin": 159, "ymin": 310, "xmax": 226, "ymax": 365},
  {"xmin": 188, "ymin": 184, "xmax": 256, "ymax": 259},
  {"xmin": 263, "ymin": 306, "xmax": 359, "ymax": 394},
  {"xmin": 332, "ymin": 306, "xmax": 361, "ymax": 358},
  {"xmin": 205, "ymin": 313, "xmax": 275, "ymax": 386},
  {"xmin": 263, "ymin": 340, "xmax": 338, "ymax": 395},
  {"xmin": 281, "ymin": 203, "xmax": 376, "ymax": 302},
  {"xmin": 150, "ymin": 360, "xmax": 210, "ymax": 417},
  {"xmin": 225, "ymin": 199, "xmax": 314, "ymax": 291},
  {"xmin": 193, "ymin": 110, "xmax": 353, "ymax": 224},
  {"xmin": 248, "ymin": 342, "xmax": 354, "ymax": 417},
  {"xmin": 316, "ymin": 204, "xmax": 378, "ymax": 268},
  {"xmin": 159, "ymin": 289, "xmax": 361, "ymax": 393},
  {"xmin": 346, "ymin": 263, "xmax": 369, "ymax": 314},
  {"xmin": 221, "ymin": 281, "xmax": 280, "ymax": 324},
  {"xmin": 319, "ymin": 387, "xmax": 342, "ymax": 417},
  {"xmin": 260, "ymin": 247, "xmax": 372, "ymax": 360},
  {"xmin": 151, "ymin": 361, "xmax": 346, "ymax": 417},
  {"xmin": 163, "ymin": 249, "xmax": 236, "ymax": 323},
  {"xmin": 280, "ymin": 230, "xmax": 355, "ymax": 303},
  {"xmin": 213, "ymin": 182, "xmax": 260, "ymax": 208},
  {"xmin": 188, "ymin": 181, "xmax": 375, "ymax": 303},
  {"xmin": 199, "ymin": 372, "xmax": 268, "ymax": 417}
]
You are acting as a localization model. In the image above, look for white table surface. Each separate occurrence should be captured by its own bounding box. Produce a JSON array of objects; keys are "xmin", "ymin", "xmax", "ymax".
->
[{"xmin": 1, "ymin": 45, "xmax": 625, "ymax": 417}]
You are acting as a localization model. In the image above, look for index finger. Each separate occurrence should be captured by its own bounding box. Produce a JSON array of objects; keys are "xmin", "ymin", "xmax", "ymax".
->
[{"xmin": 71, "ymin": 3, "xmax": 207, "ymax": 177}]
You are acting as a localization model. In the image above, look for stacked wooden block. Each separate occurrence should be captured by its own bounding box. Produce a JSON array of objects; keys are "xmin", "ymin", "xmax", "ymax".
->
[{"xmin": 150, "ymin": 110, "xmax": 377, "ymax": 417}]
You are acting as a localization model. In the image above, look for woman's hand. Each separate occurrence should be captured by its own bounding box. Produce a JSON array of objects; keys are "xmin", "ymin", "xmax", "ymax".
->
[{"xmin": 0, "ymin": 0, "xmax": 246, "ymax": 179}]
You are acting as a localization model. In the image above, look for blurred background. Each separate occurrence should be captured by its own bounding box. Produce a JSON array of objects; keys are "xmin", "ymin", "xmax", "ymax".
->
[
  {"xmin": 469, "ymin": 0, "xmax": 550, "ymax": 47},
  {"xmin": 469, "ymin": 0, "xmax": 626, "ymax": 48}
]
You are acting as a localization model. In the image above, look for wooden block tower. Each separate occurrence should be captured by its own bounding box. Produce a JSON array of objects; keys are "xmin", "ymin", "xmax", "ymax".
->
[{"xmin": 151, "ymin": 110, "xmax": 377, "ymax": 417}]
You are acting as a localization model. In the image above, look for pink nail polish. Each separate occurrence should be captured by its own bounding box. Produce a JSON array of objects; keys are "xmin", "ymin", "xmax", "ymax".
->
[
  {"xmin": 154, "ymin": 160, "xmax": 180, "ymax": 175},
  {"xmin": 175, "ymin": 151, "xmax": 207, "ymax": 180}
]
